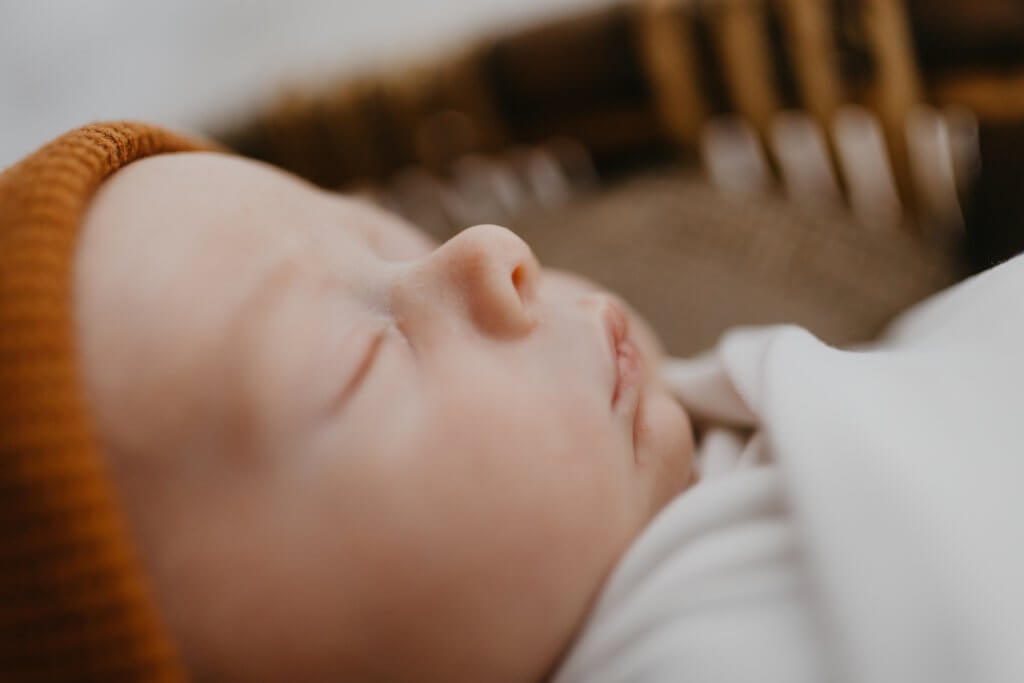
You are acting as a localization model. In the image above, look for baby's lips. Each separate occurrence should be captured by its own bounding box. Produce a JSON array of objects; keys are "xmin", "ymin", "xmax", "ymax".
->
[
  {"xmin": 604, "ymin": 299, "xmax": 645, "ymax": 409},
  {"xmin": 613, "ymin": 337, "xmax": 643, "ymax": 407}
]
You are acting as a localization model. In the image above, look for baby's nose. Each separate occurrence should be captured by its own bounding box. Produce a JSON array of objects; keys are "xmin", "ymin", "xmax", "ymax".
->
[{"xmin": 397, "ymin": 224, "xmax": 540, "ymax": 338}]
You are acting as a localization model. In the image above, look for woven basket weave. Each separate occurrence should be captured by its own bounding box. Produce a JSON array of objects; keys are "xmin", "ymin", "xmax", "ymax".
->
[{"xmin": 215, "ymin": 0, "xmax": 1024, "ymax": 355}]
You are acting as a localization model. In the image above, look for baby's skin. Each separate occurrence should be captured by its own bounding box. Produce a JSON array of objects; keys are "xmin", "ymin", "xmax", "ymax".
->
[{"xmin": 73, "ymin": 152, "xmax": 695, "ymax": 681}]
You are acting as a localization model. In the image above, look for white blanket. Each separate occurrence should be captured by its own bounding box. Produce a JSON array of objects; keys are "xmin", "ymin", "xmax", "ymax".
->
[{"xmin": 555, "ymin": 254, "xmax": 1024, "ymax": 683}]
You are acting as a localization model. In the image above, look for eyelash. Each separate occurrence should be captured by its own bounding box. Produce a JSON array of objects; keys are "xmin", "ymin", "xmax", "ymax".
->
[
  {"xmin": 390, "ymin": 317, "xmax": 415, "ymax": 360},
  {"xmin": 332, "ymin": 318, "xmax": 415, "ymax": 418},
  {"xmin": 334, "ymin": 327, "xmax": 386, "ymax": 409}
]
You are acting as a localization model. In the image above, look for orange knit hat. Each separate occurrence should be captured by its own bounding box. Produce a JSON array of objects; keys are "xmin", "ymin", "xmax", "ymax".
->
[{"xmin": 0, "ymin": 122, "xmax": 217, "ymax": 681}]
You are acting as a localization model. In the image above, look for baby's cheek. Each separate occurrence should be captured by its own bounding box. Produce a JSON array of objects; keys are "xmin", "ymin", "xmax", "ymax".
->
[{"xmin": 558, "ymin": 409, "xmax": 648, "ymax": 522}]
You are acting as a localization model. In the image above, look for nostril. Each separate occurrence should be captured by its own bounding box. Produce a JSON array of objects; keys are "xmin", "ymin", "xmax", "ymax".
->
[
  {"xmin": 511, "ymin": 264, "xmax": 526, "ymax": 291},
  {"xmin": 510, "ymin": 261, "xmax": 538, "ymax": 304}
]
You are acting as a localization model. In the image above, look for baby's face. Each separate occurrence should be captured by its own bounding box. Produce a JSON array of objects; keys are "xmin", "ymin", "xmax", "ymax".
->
[{"xmin": 74, "ymin": 152, "xmax": 694, "ymax": 681}]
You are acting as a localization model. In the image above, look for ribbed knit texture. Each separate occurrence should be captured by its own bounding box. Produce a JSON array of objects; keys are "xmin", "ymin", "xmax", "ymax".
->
[{"xmin": 0, "ymin": 122, "xmax": 211, "ymax": 681}]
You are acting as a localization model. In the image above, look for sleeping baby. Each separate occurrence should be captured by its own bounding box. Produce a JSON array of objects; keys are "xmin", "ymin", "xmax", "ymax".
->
[
  {"xmin": 6, "ymin": 122, "xmax": 1024, "ymax": 683},
  {"xmin": 70, "ymin": 147, "xmax": 695, "ymax": 681}
]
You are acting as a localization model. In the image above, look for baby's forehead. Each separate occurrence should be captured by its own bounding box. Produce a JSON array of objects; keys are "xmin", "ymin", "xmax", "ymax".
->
[
  {"xmin": 79, "ymin": 152, "xmax": 421, "ymax": 311},
  {"xmin": 78, "ymin": 154, "xmax": 312, "ymax": 322},
  {"xmin": 74, "ymin": 153, "xmax": 424, "ymax": 434},
  {"xmin": 87, "ymin": 150, "xmax": 416, "ymax": 245}
]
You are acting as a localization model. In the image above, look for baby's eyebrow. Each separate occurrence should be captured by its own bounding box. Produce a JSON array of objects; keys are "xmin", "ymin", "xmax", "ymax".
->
[
  {"xmin": 222, "ymin": 255, "xmax": 313, "ymax": 404},
  {"xmin": 229, "ymin": 256, "xmax": 305, "ymax": 347}
]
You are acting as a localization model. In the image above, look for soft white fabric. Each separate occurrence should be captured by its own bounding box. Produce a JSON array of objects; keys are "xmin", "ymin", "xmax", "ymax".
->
[
  {"xmin": 556, "ymin": 254, "xmax": 1024, "ymax": 683},
  {"xmin": 553, "ymin": 438, "xmax": 825, "ymax": 683}
]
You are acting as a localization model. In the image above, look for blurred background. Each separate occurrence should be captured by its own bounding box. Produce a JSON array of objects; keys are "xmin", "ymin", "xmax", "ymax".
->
[
  {"xmin": 3, "ymin": 0, "xmax": 1024, "ymax": 352},
  {"xmin": 0, "ymin": 0, "xmax": 614, "ymax": 166}
]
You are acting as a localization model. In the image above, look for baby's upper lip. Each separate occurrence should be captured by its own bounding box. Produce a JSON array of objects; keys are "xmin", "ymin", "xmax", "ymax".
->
[{"xmin": 602, "ymin": 299, "xmax": 630, "ymax": 404}]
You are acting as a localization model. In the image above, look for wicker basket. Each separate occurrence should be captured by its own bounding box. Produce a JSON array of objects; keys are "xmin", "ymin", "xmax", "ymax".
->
[{"xmin": 215, "ymin": 0, "xmax": 1024, "ymax": 355}]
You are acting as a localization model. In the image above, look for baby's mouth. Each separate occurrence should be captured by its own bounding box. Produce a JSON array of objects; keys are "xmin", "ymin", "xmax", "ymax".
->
[
  {"xmin": 616, "ymin": 338, "xmax": 642, "ymax": 398},
  {"xmin": 604, "ymin": 300, "xmax": 643, "ymax": 409}
]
